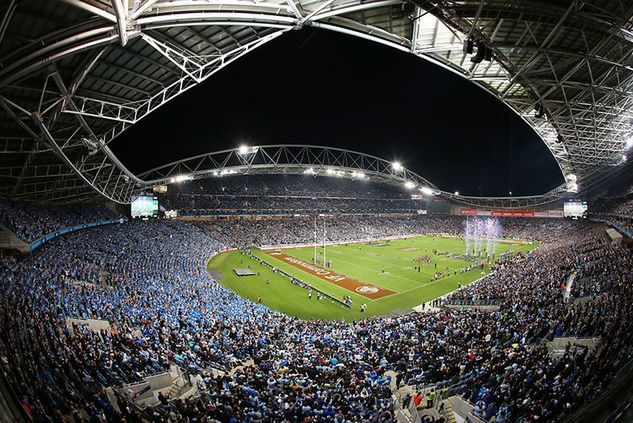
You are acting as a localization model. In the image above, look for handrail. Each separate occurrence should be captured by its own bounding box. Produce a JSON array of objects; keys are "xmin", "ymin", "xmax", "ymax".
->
[
  {"xmin": 589, "ymin": 217, "xmax": 633, "ymax": 239},
  {"xmin": 26, "ymin": 218, "xmax": 126, "ymax": 252}
]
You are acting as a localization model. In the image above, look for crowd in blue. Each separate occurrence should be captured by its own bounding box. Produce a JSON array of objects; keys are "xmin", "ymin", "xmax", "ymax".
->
[
  {"xmin": 0, "ymin": 213, "xmax": 631, "ymax": 423},
  {"xmin": 0, "ymin": 200, "xmax": 119, "ymax": 242}
]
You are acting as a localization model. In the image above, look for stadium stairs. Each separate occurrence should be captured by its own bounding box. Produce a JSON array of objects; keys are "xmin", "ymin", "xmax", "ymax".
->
[
  {"xmin": 444, "ymin": 400, "xmax": 457, "ymax": 423},
  {"xmin": 393, "ymin": 375, "xmax": 461, "ymax": 423},
  {"xmin": 0, "ymin": 222, "xmax": 28, "ymax": 253},
  {"xmin": 447, "ymin": 396, "xmax": 486, "ymax": 423},
  {"xmin": 116, "ymin": 364, "xmax": 193, "ymax": 409}
]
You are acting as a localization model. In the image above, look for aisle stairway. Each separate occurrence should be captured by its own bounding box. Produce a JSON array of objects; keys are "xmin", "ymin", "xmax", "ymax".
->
[{"xmin": 444, "ymin": 398, "xmax": 457, "ymax": 423}]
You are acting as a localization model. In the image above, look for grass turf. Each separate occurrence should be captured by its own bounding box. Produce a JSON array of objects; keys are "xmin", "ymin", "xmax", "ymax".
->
[{"xmin": 207, "ymin": 235, "xmax": 537, "ymax": 322}]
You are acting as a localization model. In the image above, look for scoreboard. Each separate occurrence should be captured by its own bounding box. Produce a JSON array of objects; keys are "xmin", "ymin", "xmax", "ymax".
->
[
  {"xmin": 563, "ymin": 200, "xmax": 587, "ymax": 218},
  {"xmin": 131, "ymin": 194, "xmax": 159, "ymax": 218}
]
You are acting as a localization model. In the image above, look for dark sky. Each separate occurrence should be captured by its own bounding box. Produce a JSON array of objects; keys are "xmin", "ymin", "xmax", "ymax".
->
[{"xmin": 112, "ymin": 28, "xmax": 564, "ymax": 196}]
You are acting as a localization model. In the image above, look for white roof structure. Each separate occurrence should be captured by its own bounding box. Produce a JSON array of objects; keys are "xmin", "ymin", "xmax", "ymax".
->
[{"xmin": 1, "ymin": 0, "xmax": 632, "ymax": 205}]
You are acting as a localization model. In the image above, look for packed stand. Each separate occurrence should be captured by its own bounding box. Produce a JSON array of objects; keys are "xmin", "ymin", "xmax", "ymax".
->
[
  {"xmin": 0, "ymin": 200, "xmax": 120, "ymax": 242},
  {"xmin": 589, "ymin": 174, "xmax": 633, "ymax": 234},
  {"xmin": 0, "ymin": 215, "xmax": 631, "ymax": 423},
  {"xmin": 162, "ymin": 174, "xmax": 425, "ymax": 215},
  {"xmin": 196, "ymin": 215, "xmax": 579, "ymax": 248}
]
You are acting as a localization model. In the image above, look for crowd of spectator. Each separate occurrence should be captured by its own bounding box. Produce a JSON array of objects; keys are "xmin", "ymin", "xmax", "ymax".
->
[
  {"xmin": 588, "ymin": 174, "xmax": 633, "ymax": 234},
  {"xmin": 166, "ymin": 175, "xmax": 414, "ymax": 200},
  {"xmin": 0, "ymin": 200, "xmax": 120, "ymax": 242},
  {"xmin": 0, "ymin": 214, "xmax": 631, "ymax": 423},
  {"xmin": 162, "ymin": 175, "xmax": 426, "ymax": 215},
  {"xmin": 589, "ymin": 197, "xmax": 633, "ymax": 234},
  {"xmin": 196, "ymin": 215, "xmax": 579, "ymax": 248}
]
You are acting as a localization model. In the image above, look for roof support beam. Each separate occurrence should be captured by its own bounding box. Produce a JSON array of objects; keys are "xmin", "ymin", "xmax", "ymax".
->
[
  {"xmin": 285, "ymin": 0, "xmax": 303, "ymax": 19},
  {"xmin": 466, "ymin": 0, "xmax": 486, "ymax": 39},
  {"xmin": 4, "ymin": 0, "xmax": 633, "ymax": 199},
  {"xmin": 130, "ymin": 0, "xmax": 159, "ymax": 20},
  {"xmin": 60, "ymin": 0, "xmax": 117, "ymax": 23},
  {"xmin": 0, "ymin": 0, "xmax": 17, "ymax": 47},
  {"xmin": 300, "ymin": 0, "xmax": 336, "ymax": 24},
  {"xmin": 111, "ymin": 0, "xmax": 129, "ymax": 46},
  {"xmin": 141, "ymin": 33, "xmax": 205, "ymax": 82}
]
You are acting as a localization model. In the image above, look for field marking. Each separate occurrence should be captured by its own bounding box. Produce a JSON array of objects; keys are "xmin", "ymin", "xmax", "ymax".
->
[
  {"xmin": 330, "ymin": 243, "xmax": 476, "ymax": 267},
  {"xmin": 396, "ymin": 270, "xmax": 490, "ymax": 295},
  {"xmin": 263, "ymin": 247, "xmax": 486, "ymax": 303},
  {"xmin": 269, "ymin": 237, "xmax": 536, "ymax": 306},
  {"xmin": 264, "ymin": 251, "xmax": 396, "ymax": 299},
  {"xmin": 316, "ymin": 247, "xmax": 454, "ymax": 280},
  {"xmin": 296, "ymin": 245, "xmax": 474, "ymax": 286},
  {"xmin": 209, "ymin": 238, "xmax": 537, "ymax": 321},
  {"xmin": 293, "ymin": 248, "xmax": 426, "ymax": 285},
  {"xmin": 315, "ymin": 250, "xmax": 433, "ymax": 286},
  {"xmin": 290, "ymin": 246, "xmax": 493, "ymax": 298}
]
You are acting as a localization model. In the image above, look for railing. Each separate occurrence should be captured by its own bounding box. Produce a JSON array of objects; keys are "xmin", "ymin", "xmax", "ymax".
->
[
  {"xmin": 177, "ymin": 211, "xmax": 421, "ymax": 220},
  {"xmin": 27, "ymin": 218, "xmax": 126, "ymax": 251},
  {"xmin": 442, "ymin": 299, "xmax": 502, "ymax": 307},
  {"xmin": 111, "ymin": 386, "xmax": 153, "ymax": 418},
  {"xmin": 589, "ymin": 217, "xmax": 633, "ymax": 239},
  {"xmin": 393, "ymin": 389, "xmax": 421, "ymax": 423}
]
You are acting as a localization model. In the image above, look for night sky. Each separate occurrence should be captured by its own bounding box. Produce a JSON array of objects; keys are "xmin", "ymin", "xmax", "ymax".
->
[{"xmin": 112, "ymin": 28, "xmax": 564, "ymax": 197}]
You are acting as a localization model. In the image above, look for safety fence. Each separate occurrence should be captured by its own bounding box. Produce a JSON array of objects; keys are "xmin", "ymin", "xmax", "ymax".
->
[{"xmin": 28, "ymin": 218, "xmax": 126, "ymax": 251}]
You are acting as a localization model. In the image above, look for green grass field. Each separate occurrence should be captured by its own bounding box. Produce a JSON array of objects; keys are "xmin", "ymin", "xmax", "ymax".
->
[{"xmin": 208, "ymin": 235, "xmax": 537, "ymax": 321}]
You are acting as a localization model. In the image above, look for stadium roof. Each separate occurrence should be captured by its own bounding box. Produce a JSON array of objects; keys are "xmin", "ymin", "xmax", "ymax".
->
[{"xmin": 1, "ymin": 0, "xmax": 633, "ymax": 204}]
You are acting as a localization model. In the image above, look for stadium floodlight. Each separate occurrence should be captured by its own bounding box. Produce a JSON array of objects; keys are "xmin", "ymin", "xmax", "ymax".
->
[
  {"xmin": 392, "ymin": 161, "xmax": 403, "ymax": 172},
  {"xmin": 351, "ymin": 171, "xmax": 366, "ymax": 179},
  {"xmin": 626, "ymin": 136, "xmax": 633, "ymax": 148},
  {"xmin": 326, "ymin": 168, "xmax": 335, "ymax": 175},
  {"xmin": 420, "ymin": 186, "xmax": 435, "ymax": 196},
  {"xmin": 304, "ymin": 167, "xmax": 316, "ymax": 175},
  {"xmin": 170, "ymin": 174, "xmax": 192, "ymax": 183},
  {"xmin": 454, "ymin": 191, "xmax": 460, "ymax": 195},
  {"xmin": 238, "ymin": 145, "xmax": 258, "ymax": 155},
  {"xmin": 404, "ymin": 181, "xmax": 416, "ymax": 190},
  {"xmin": 219, "ymin": 169, "xmax": 237, "ymax": 176},
  {"xmin": 566, "ymin": 174, "xmax": 579, "ymax": 192},
  {"xmin": 624, "ymin": 154, "xmax": 628, "ymax": 162}
]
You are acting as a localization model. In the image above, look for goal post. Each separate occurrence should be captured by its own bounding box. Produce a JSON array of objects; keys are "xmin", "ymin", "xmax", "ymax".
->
[{"xmin": 312, "ymin": 255, "xmax": 332, "ymax": 268}]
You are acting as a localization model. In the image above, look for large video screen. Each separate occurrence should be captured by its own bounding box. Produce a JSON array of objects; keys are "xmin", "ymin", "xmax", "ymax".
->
[
  {"xmin": 563, "ymin": 200, "xmax": 587, "ymax": 218},
  {"xmin": 131, "ymin": 195, "xmax": 159, "ymax": 218}
]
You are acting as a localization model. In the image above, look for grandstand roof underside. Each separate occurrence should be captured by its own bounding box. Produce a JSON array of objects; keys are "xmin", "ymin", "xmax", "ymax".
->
[{"xmin": 1, "ymin": 0, "xmax": 633, "ymax": 205}]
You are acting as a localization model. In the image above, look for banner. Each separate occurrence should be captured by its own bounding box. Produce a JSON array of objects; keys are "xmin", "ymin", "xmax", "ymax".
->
[{"xmin": 491, "ymin": 211, "xmax": 535, "ymax": 217}]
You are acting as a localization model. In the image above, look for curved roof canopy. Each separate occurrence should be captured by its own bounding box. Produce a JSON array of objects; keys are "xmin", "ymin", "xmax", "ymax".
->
[
  {"xmin": 1, "ymin": 0, "xmax": 632, "ymax": 204},
  {"xmin": 138, "ymin": 144, "xmax": 569, "ymax": 209}
]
